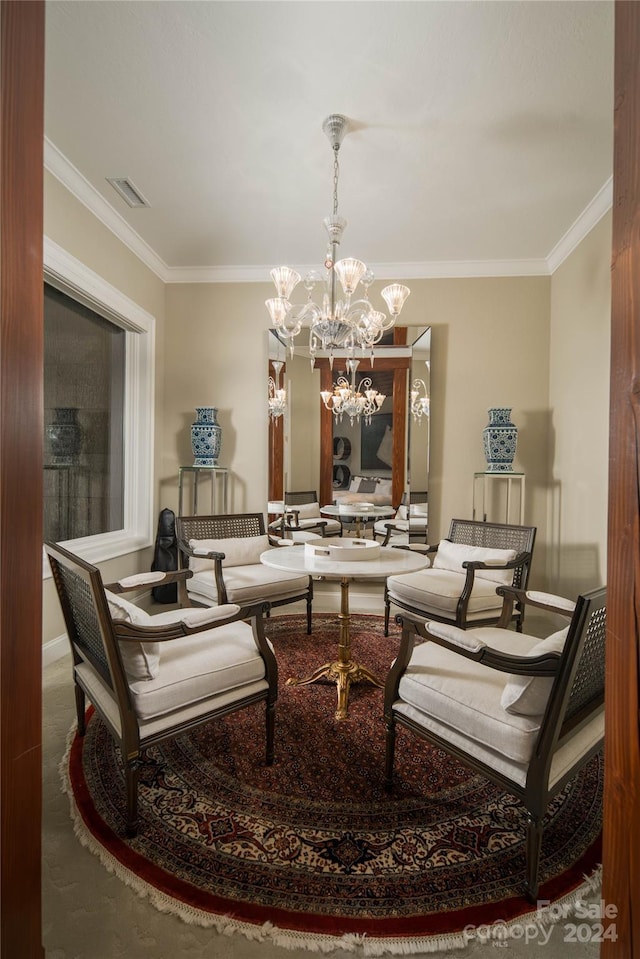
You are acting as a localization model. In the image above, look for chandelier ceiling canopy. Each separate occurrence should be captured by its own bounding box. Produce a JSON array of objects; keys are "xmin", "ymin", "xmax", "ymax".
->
[{"xmin": 266, "ymin": 115, "xmax": 410, "ymax": 364}]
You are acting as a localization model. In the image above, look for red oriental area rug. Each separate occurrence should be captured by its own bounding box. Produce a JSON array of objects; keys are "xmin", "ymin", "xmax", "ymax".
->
[{"xmin": 62, "ymin": 613, "xmax": 602, "ymax": 954}]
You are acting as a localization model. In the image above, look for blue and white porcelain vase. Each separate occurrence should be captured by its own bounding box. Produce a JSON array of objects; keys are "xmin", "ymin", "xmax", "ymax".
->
[
  {"xmin": 46, "ymin": 407, "xmax": 83, "ymax": 466},
  {"xmin": 191, "ymin": 407, "xmax": 222, "ymax": 466},
  {"xmin": 482, "ymin": 408, "xmax": 518, "ymax": 472}
]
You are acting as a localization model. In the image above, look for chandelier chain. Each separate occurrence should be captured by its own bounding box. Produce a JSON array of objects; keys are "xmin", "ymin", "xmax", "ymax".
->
[{"xmin": 332, "ymin": 149, "xmax": 340, "ymax": 217}]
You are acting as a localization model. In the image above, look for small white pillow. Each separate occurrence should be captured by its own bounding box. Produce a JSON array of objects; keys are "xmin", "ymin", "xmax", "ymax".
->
[
  {"xmin": 395, "ymin": 505, "xmax": 408, "ymax": 521},
  {"xmin": 105, "ymin": 590, "xmax": 160, "ymax": 682},
  {"xmin": 292, "ymin": 502, "xmax": 321, "ymax": 520},
  {"xmin": 188, "ymin": 535, "xmax": 271, "ymax": 572},
  {"xmin": 501, "ymin": 627, "xmax": 569, "ymax": 716},
  {"xmin": 433, "ymin": 539, "xmax": 517, "ymax": 586},
  {"xmin": 410, "ymin": 503, "xmax": 428, "ymax": 517}
]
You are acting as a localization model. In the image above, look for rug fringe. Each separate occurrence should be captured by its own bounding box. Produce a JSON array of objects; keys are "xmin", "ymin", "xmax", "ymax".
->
[{"xmin": 59, "ymin": 722, "xmax": 602, "ymax": 956}]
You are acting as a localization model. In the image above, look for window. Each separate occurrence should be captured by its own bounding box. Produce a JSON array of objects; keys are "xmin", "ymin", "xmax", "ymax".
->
[
  {"xmin": 44, "ymin": 285, "xmax": 125, "ymax": 541},
  {"xmin": 43, "ymin": 238, "xmax": 155, "ymax": 572}
]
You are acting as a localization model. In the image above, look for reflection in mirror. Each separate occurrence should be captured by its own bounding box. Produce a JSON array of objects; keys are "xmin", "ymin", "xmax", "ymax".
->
[
  {"xmin": 407, "ymin": 329, "xmax": 431, "ymax": 547},
  {"xmin": 267, "ymin": 328, "xmax": 430, "ymax": 545}
]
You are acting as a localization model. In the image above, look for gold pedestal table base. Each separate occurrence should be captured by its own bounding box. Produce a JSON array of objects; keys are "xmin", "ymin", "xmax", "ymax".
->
[
  {"xmin": 285, "ymin": 577, "xmax": 384, "ymax": 720},
  {"xmin": 260, "ymin": 544, "xmax": 429, "ymax": 721}
]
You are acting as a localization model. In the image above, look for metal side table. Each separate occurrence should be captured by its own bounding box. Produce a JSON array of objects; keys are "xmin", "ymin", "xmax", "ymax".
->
[{"xmin": 178, "ymin": 465, "xmax": 229, "ymax": 516}]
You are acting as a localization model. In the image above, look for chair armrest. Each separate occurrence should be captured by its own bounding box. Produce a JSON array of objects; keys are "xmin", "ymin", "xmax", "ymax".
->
[
  {"xmin": 105, "ymin": 568, "xmax": 193, "ymax": 594},
  {"xmin": 426, "ymin": 620, "xmax": 560, "ymax": 675},
  {"xmin": 496, "ymin": 586, "xmax": 576, "ymax": 626},
  {"xmin": 399, "ymin": 615, "xmax": 561, "ymax": 677},
  {"xmin": 114, "ymin": 600, "xmax": 271, "ymax": 643}
]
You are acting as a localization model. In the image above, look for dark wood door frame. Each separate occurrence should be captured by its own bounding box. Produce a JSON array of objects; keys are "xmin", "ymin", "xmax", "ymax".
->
[
  {"xmin": 0, "ymin": 1, "xmax": 46, "ymax": 955},
  {"xmin": 1, "ymin": 5, "xmax": 637, "ymax": 953},
  {"xmin": 602, "ymin": 3, "xmax": 640, "ymax": 953}
]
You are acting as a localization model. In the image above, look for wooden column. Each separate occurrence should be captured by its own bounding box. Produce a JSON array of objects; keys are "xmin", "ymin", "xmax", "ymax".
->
[
  {"xmin": 602, "ymin": 2, "xmax": 640, "ymax": 953},
  {"xmin": 0, "ymin": 1, "xmax": 45, "ymax": 955}
]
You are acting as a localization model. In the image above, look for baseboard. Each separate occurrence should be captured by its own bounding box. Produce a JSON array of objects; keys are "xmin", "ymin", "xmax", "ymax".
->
[{"xmin": 43, "ymin": 633, "xmax": 70, "ymax": 668}]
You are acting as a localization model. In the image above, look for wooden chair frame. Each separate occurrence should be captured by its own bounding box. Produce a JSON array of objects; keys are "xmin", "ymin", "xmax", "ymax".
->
[
  {"xmin": 384, "ymin": 586, "xmax": 606, "ymax": 901},
  {"xmin": 176, "ymin": 512, "xmax": 313, "ymax": 633},
  {"xmin": 384, "ymin": 518, "xmax": 536, "ymax": 634},
  {"xmin": 46, "ymin": 542, "xmax": 278, "ymax": 837}
]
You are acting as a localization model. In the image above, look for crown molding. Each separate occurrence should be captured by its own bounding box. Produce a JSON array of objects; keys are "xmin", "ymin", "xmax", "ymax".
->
[
  {"xmin": 44, "ymin": 138, "xmax": 170, "ymax": 282},
  {"xmin": 164, "ymin": 258, "xmax": 551, "ymax": 284},
  {"xmin": 44, "ymin": 138, "xmax": 611, "ymax": 284},
  {"xmin": 546, "ymin": 177, "xmax": 613, "ymax": 274}
]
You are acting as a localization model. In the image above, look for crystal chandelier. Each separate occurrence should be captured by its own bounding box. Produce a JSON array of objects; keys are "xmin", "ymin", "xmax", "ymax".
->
[
  {"xmin": 320, "ymin": 359, "xmax": 385, "ymax": 426},
  {"xmin": 266, "ymin": 114, "xmax": 410, "ymax": 363},
  {"xmin": 411, "ymin": 378, "xmax": 430, "ymax": 423},
  {"xmin": 268, "ymin": 361, "xmax": 287, "ymax": 420}
]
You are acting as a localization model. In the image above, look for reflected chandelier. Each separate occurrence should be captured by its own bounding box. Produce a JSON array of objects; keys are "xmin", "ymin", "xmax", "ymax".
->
[
  {"xmin": 320, "ymin": 359, "xmax": 385, "ymax": 426},
  {"xmin": 266, "ymin": 114, "xmax": 410, "ymax": 363},
  {"xmin": 411, "ymin": 379, "xmax": 430, "ymax": 423},
  {"xmin": 268, "ymin": 361, "xmax": 287, "ymax": 420}
]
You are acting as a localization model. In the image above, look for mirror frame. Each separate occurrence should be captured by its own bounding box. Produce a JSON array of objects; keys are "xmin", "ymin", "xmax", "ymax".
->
[{"xmin": 268, "ymin": 327, "xmax": 430, "ymax": 519}]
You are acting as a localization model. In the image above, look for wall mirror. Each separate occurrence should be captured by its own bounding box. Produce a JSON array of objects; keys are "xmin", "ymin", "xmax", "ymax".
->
[{"xmin": 268, "ymin": 327, "xmax": 430, "ymax": 544}]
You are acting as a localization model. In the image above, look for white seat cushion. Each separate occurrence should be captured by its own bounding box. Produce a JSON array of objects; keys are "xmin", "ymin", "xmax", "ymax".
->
[
  {"xmin": 127, "ymin": 620, "xmax": 270, "ymax": 720},
  {"xmin": 396, "ymin": 628, "xmax": 545, "ymax": 766},
  {"xmin": 187, "ymin": 564, "xmax": 309, "ymax": 606},
  {"xmin": 295, "ymin": 516, "xmax": 342, "ymax": 534},
  {"xmin": 387, "ymin": 568, "xmax": 502, "ymax": 619}
]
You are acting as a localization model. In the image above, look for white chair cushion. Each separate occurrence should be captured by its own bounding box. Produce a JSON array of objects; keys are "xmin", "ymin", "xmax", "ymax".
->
[
  {"xmin": 295, "ymin": 516, "xmax": 342, "ymax": 533},
  {"xmin": 127, "ymin": 620, "xmax": 271, "ymax": 721},
  {"xmin": 387, "ymin": 568, "xmax": 503, "ymax": 618},
  {"xmin": 188, "ymin": 535, "xmax": 271, "ymax": 571},
  {"xmin": 105, "ymin": 590, "xmax": 160, "ymax": 682},
  {"xmin": 410, "ymin": 503, "xmax": 429, "ymax": 517},
  {"xmin": 187, "ymin": 564, "xmax": 309, "ymax": 606},
  {"xmin": 291, "ymin": 501, "xmax": 321, "ymax": 519},
  {"xmin": 433, "ymin": 540, "xmax": 517, "ymax": 586},
  {"xmin": 501, "ymin": 627, "xmax": 569, "ymax": 715},
  {"xmin": 396, "ymin": 628, "xmax": 544, "ymax": 765}
]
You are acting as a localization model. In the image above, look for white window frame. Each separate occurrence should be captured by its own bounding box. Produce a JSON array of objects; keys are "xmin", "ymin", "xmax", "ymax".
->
[{"xmin": 43, "ymin": 237, "xmax": 155, "ymax": 575}]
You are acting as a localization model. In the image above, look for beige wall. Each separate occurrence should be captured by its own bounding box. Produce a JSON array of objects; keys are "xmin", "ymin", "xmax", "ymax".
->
[
  {"xmin": 42, "ymin": 172, "xmax": 611, "ymax": 650},
  {"xmin": 43, "ymin": 172, "xmax": 166, "ymax": 644},
  {"xmin": 165, "ymin": 275, "xmax": 552, "ymax": 584},
  {"xmin": 547, "ymin": 212, "xmax": 611, "ymax": 595}
]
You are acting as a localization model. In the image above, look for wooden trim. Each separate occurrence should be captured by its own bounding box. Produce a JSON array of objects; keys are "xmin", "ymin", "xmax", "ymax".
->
[
  {"xmin": 602, "ymin": 3, "xmax": 640, "ymax": 953},
  {"xmin": 392, "ymin": 367, "xmax": 407, "ymax": 506},
  {"xmin": 0, "ymin": 1, "xmax": 45, "ymax": 955},
  {"xmin": 267, "ymin": 360, "xmax": 284, "ymax": 502},
  {"xmin": 319, "ymin": 367, "xmax": 334, "ymax": 507}
]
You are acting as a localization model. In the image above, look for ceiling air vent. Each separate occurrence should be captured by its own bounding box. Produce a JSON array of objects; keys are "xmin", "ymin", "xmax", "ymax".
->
[{"xmin": 106, "ymin": 177, "xmax": 150, "ymax": 208}]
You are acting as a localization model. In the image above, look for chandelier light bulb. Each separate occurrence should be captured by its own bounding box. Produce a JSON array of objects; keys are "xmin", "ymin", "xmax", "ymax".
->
[
  {"xmin": 267, "ymin": 115, "xmax": 411, "ymax": 370},
  {"xmin": 270, "ymin": 266, "xmax": 301, "ymax": 299},
  {"xmin": 381, "ymin": 283, "xmax": 411, "ymax": 317}
]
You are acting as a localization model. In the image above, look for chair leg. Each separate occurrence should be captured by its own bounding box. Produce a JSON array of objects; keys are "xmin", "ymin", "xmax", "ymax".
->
[
  {"xmin": 74, "ymin": 682, "xmax": 86, "ymax": 736},
  {"xmin": 265, "ymin": 701, "xmax": 276, "ymax": 766},
  {"xmin": 525, "ymin": 812, "xmax": 543, "ymax": 902},
  {"xmin": 124, "ymin": 755, "xmax": 141, "ymax": 838},
  {"xmin": 384, "ymin": 585, "xmax": 391, "ymax": 636},
  {"xmin": 384, "ymin": 719, "xmax": 396, "ymax": 791},
  {"xmin": 306, "ymin": 593, "xmax": 312, "ymax": 635}
]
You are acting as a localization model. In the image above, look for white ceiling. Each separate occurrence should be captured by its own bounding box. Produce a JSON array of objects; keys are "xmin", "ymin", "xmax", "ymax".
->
[{"xmin": 44, "ymin": 0, "xmax": 614, "ymax": 281}]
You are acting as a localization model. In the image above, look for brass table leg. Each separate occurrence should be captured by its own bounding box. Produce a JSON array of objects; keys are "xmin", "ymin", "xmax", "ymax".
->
[{"xmin": 286, "ymin": 576, "xmax": 384, "ymax": 720}]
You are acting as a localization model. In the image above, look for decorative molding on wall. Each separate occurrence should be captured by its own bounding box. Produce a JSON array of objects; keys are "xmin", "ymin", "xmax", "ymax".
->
[
  {"xmin": 42, "ymin": 632, "xmax": 69, "ymax": 668},
  {"xmin": 546, "ymin": 177, "xmax": 613, "ymax": 274},
  {"xmin": 44, "ymin": 138, "xmax": 613, "ymax": 283},
  {"xmin": 44, "ymin": 137, "xmax": 170, "ymax": 282}
]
